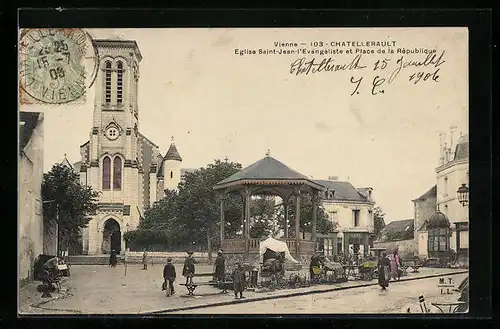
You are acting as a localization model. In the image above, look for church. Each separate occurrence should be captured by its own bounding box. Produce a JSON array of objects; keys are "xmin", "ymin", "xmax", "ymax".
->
[{"xmin": 69, "ymin": 39, "xmax": 185, "ymax": 255}]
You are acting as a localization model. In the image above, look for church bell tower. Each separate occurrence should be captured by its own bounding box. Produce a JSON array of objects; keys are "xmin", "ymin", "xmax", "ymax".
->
[{"xmin": 83, "ymin": 40, "xmax": 144, "ymax": 255}]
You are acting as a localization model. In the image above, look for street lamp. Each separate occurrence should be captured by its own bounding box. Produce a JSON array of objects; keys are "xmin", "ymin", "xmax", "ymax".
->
[{"xmin": 457, "ymin": 183, "xmax": 469, "ymax": 207}]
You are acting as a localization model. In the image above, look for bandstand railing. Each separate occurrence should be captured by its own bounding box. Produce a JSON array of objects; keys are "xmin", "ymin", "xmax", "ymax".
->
[{"xmin": 221, "ymin": 238, "xmax": 316, "ymax": 255}]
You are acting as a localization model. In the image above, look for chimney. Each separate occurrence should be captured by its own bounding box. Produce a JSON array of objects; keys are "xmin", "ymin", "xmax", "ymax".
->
[
  {"xmin": 443, "ymin": 141, "xmax": 449, "ymax": 163},
  {"xmin": 439, "ymin": 133, "xmax": 445, "ymax": 165},
  {"xmin": 328, "ymin": 176, "xmax": 339, "ymax": 181},
  {"xmin": 450, "ymin": 125, "xmax": 457, "ymax": 153}
]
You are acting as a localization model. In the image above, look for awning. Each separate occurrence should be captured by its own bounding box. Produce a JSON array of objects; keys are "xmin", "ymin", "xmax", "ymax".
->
[{"xmin": 259, "ymin": 237, "xmax": 299, "ymax": 263}]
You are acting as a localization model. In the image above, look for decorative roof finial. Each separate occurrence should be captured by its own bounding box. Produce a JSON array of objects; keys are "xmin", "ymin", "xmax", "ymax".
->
[
  {"xmin": 224, "ymin": 156, "xmax": 229, "ymax": 162},
  {"xmin": 170, "ymin": 136, "xmax": 175, "ymax": 143},
  {"xmin": 266, "ymin": 149, "xmax": 271, "ymax": 157},
  {"xmin": 64, "ymin": 153, "xmax": 67, "ymax": 158}
]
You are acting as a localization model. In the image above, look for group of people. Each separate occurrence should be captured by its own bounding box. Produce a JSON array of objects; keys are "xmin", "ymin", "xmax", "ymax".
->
[
  {"xmin": 377, "ymin": 249, "xmax": 402, "ymax": 290},
  {"xmin": 161, "ymin": 249, "xmax": 246, "ymax": 299},
  {"xmin": 108, "ymin": 248, "xmax": 151, "ymax": 269}
]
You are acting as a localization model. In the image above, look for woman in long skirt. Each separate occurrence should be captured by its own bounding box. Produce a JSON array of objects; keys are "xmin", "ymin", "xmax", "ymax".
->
[
  {"xmin": 389, "ymin": 249, "xmax": 400, "ymax": 280},
  {"xmin": 377, "ymin": 252, "xmax": 391, "ymax": 290}
]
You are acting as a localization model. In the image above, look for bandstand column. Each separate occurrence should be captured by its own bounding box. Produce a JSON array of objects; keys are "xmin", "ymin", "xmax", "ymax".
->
[
  {"xmin": 284, "ymin": 201, "xmax": 289, "ymax": 238},
  {"xmin": 295, "ymin": 189, "xmax": 301, "ymax": 259},
  {"xmin": 244, "ymin": 187, "xmax": 251, "ymax": 254},
  {"xmin": 219, "ymin": 198, "xmax": 224, "ymax": 242},
  {"xmin": 312, "ymin": 191, "xmax": 318, "ymax": 247}
]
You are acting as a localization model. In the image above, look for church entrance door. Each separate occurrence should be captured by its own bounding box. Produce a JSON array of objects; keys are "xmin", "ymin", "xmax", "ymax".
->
[{"xmin": 102, "ymin": 218, "xmax": 121, "ymax": 254}]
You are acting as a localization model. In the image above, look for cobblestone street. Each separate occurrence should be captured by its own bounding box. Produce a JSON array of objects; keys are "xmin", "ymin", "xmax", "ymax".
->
[
  {"xmin": 172, "ymin": 273, "xmax": 468, "ymax": 314},
  {"xmin": 18, "ymin": 263, "xmax": 467, "ymax": 315}
]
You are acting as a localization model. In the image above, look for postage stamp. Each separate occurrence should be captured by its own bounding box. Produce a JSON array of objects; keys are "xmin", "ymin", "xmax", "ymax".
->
[{"xmin": 18, "ymin": 28, "xmax": 99, "ymax": 105}]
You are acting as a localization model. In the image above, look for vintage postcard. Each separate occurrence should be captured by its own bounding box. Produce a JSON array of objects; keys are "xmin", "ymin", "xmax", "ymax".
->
[{"xmin": 19, "ymin": 27, "xmax": 468, "ymax": 315}]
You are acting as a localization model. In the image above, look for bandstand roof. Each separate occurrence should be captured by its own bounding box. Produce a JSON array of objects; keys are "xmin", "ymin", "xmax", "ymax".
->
[{"xmin": 213, "ymin": 155, "xmax": 326, "ymax": 196}]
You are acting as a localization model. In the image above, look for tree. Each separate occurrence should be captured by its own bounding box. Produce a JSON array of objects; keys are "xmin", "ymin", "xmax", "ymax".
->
[
  {"xmin": 277, "ymin": 193, "xmax": 337, "ymax": 238},
  {"xmin": 123, "ymin": 189, "xmax": 187, "ymax": 248},
  {"xmin": 176, "ymin": 159, "xmax": 243, "ymax": 263},
  {"xmin": 373, "ymin": 206, "xmax": 386, "ymax": 239},
  {"xmin": 42, "ymin": 163, "xmax": 99, "ymax": 255},
  {"xmin": 249, "ymin": 196, "xmax": 279, "ymax": 238}
]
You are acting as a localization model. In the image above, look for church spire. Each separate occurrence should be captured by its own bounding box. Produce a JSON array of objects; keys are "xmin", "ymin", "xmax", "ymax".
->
[{"xmin": 164, "ymin": 136, "xmax": 182, "ymax": 161}]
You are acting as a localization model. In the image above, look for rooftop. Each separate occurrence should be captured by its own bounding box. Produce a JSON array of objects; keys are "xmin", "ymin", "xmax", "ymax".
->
[
  {"xmin": 213, "ymin": 155, "xmax": 325, "ymax": 192},
  {"xmin": 412, "ymin": 185, "xmax": 437, "ymax": 202},
  {"xmin": 94, "ymin": 39, "xmax": 143, "ymax": 61},
  {"xmin": 19, "ymin": 112, "xmax": 41, "ymax": 152},
  {"xmin": 315, "ymin": 180, "xmax": 370, "ymax": 202},
  {"xmin": 383, "ymin": 219, "xmax": 414, "ymax": 233}
]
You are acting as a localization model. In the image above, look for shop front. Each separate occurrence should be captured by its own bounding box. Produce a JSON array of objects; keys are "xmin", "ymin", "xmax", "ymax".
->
[
  {"xmin": 454, "ymin": 222, "xmax": 469, "ymax": 262},
  {"xmin": 343, "ymin": 231, "xmax": 371, "ymax": 257}
]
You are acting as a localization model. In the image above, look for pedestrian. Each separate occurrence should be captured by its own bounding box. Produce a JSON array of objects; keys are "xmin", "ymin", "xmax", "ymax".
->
[
  {"xmin": 142, "ymin": 249, "xmax": 149, "ymax": 270},
  {"xmin": 162, "ymin": 257, "xmax": 176, "ymax": 297},
  {"xmin": 309, "ymin": 252, "xmax": 322, "ymax": 283},
  {"xmin": 377, "ymin": 252, "xmax": 391, "ymax": 290},
  {"xmin": 232, "ymin": 262, "xmax": 246, "ymax": 299},
  {"xmin": 109, "ymin": 249, "xmax": 118, "ymax": 267},
  {"xmin": 182, "ymin": 251, "xmax": 196, "ymax": 284},
  {"xmin": 214, "ymin": 250, "xmax": 226, "ymax": 282},
  {"xmin": 389, "ymin": 249, "xmax": 400, "ymax": 280}
]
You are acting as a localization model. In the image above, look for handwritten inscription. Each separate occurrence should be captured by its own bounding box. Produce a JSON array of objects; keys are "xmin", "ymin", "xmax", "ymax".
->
[{"xmin": 288, "ymin": 50, "xmax": 446, "ymax": 95}]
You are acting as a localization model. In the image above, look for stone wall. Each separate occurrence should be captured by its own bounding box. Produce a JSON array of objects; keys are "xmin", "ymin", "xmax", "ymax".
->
[{"xmin": 18, "ymin": 113, "xmax": 44, "ymax": 281}]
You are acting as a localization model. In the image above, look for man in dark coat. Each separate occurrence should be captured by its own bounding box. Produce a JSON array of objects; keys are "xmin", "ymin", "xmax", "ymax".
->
[
  {"xmin": 214, "ymin": 250, "xmax": 226, "ymax": 282},
  {"xmin": 182, "ymin": 251, "xmax": 196, "ymax": 284},
  {"xmin": 163, "ymin": 257, "xmax": 176, "ymax": 297},
  {"xmin": 109, "ymin": 250, "xmax": 117, "ymax": 267},
  {"xmin": 232, "ymin": 262, "xmax": 246, "ymax": 299},
  {"xmin": 377, "ymin": 252, "xmax": 391, "ymax": 290}
]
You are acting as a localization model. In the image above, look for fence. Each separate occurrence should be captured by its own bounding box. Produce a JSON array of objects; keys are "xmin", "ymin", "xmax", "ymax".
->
[{"xmin": 126, "ymin": 243, "xmax": 211, "ymax": 253}]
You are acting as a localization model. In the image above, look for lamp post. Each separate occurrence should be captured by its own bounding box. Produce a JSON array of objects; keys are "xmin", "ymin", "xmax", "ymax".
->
[
  {"xmin": 457, "ymin": 183, "xmax": 469, "ymax": 207},
  {"xmin": 124, "ymin": 223, "xmax": 130, "ymax": 276},
  {"xmin": 455, "ymin": 183, "xmax": 469, "ymax": 261}
]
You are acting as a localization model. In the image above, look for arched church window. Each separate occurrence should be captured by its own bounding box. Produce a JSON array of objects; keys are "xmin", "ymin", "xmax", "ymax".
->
[
  {"xmin": 113, "ymin": 157, "xmax": 122, "ymax": 190},
  {"xmin": 117, "ymin": 61, "xmax": 123, "ymax": 104},
  {"xmin": 102, "ymin": 156, "xmax": 111, "ymax": 189},
  {"xmin": 105, "ymin": 61, "xmax": 112, "ymax": 104},
  {"xmin": 170, "ymin": 171, "xmax": 173, "ymax": 179}
]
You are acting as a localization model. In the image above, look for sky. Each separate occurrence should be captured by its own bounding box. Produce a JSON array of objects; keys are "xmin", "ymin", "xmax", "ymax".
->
[{"xmin": 20, "ymin": 28, "xmax": 468, "ymax": 223}]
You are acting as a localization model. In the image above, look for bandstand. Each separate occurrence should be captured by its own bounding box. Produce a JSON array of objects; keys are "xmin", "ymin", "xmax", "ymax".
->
[{"xmin": 213, "ymin": 151, "xmax": 326, "ymax": 265}]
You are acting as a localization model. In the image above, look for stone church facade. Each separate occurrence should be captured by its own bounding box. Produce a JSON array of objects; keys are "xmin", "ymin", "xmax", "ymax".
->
[{"xmin": 74, "ymin": 39, "xmax": 183, "ymax": 255}]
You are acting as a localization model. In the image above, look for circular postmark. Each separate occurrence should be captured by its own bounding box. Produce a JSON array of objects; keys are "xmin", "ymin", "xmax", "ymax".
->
[{"xmin": 19, "ymin": 28, "xmax": 99, "ymax": 105}]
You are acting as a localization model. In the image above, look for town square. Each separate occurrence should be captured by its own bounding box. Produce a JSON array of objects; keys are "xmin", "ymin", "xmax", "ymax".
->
[{"xmin": 18, "ymin": 27, "xmax": 469, "ymax": 315}]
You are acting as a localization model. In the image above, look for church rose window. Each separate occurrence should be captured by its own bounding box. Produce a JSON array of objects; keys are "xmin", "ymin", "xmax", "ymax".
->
[
  {"xmin": 105, "ymin": 61, "xmax": 112, "ymax": 103},
  {"xmin": 117, "ymin": 61, "xmax": 123, "ymax": 104},
  {"xmin": 102, "ymin": 156, "xmax": 111, "ymax": 189},
  {"xmin": 113, "ymin": 157, "xmax": 122, "ymax": 190}
]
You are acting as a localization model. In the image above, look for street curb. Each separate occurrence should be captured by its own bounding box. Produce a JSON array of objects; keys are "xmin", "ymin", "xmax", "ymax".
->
[{"xmin": 145, "ymin": 270, "xmax": 468, "ymax": 314}]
